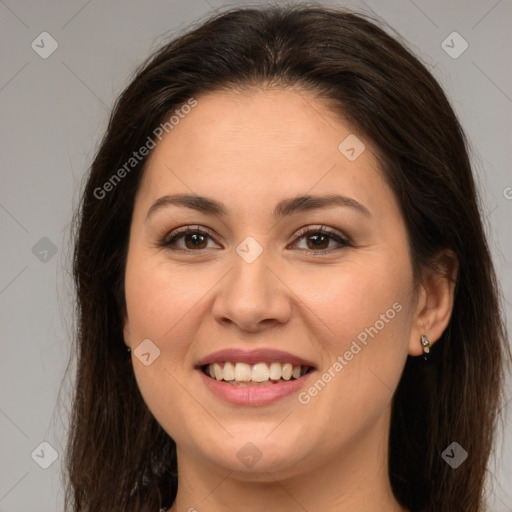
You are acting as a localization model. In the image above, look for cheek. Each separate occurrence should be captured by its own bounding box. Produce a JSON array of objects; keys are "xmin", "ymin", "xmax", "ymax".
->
[
  {"xmin": 124, "ymin": 251, "xmax": 216, "ymax": 443},
  {"xmin": 124, "ymin": 251, "xmax": 207, "ymax": 346},
  {"xmin": 299, "ymin": 253, "xmax": 414, "ymax": 421},
  {"xmin": 314, "ymin": 252, "xmax": 412, "ymax": 345}
]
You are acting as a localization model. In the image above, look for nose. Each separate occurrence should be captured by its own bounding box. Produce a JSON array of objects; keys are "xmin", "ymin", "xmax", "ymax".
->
[{"xmin": 211, "ymin": 246, "xmax": 291, "ymax": 333}]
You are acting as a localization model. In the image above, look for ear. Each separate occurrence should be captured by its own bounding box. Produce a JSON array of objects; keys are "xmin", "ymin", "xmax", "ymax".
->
[{"xmin": 408, "ymin": 249, "xmax": 459, "ymax": 356}]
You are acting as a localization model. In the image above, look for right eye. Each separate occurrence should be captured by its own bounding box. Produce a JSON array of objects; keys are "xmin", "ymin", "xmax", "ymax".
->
[{"xmin": 159, "ymin": 226, "xmax": 221, "ymax": 252}]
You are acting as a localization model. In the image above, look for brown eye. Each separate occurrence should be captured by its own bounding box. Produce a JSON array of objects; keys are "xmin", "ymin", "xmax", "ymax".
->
[
  {"xmin": 160, "ymin": 227, "xmax": 219, "ymax": 251},
  {"xmin": 291, "ymin": 226, "xmax": 352, "ymax": 255},
  {"xmin": 159, "ymin": 225, "xmax": 352, "ymax": 255},
  {"xmin": 181, "ymin": 232, "xmax": 209, "ymax": 250}
]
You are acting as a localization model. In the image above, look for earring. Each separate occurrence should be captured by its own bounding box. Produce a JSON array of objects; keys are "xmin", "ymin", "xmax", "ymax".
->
[
  {"xmin": 126, "ymin": 346, "xmax": 131, "ymax": 352},
  {"xmin": 420, "ymin": 334, "xmax": 430, "ymax": 359}
]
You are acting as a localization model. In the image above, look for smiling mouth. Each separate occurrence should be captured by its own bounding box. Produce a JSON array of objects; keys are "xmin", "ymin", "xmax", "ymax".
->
[{"xmin": 201, "ymin": 361, "xmax": 313, "ymax": 386}]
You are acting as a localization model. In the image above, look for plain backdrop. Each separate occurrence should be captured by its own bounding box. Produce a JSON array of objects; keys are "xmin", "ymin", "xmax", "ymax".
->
[{"xmin": 1, "ymin": 0, "xmax": 511, "ymax": 511}]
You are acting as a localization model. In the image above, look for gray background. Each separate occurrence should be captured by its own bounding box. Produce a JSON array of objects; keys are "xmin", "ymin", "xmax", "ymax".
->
[{"xmin": 0, "ymin": 0, "xmax": 511, "ymax": 510}]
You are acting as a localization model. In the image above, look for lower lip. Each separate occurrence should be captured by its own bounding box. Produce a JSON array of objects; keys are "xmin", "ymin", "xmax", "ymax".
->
[{"xmin": 197, "ymin": 369, "xmax": 315, "ymax": 406}]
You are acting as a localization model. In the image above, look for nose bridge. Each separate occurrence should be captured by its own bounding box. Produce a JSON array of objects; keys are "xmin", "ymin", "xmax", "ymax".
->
[
  {"xmin": 212, "ymin": 235, "xmax": 290, "ymax": 330},
  {"xmin": 229, "ymin": 236, "xmax": 275, "ymax": 308}
]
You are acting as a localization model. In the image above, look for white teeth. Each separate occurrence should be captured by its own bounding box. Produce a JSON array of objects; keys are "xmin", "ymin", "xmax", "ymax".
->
[
  {"xmin": 269, "ymin": 362, "xmax": 282, "ymax": 380},
  {"xmin": 234, "ymin": 362, "xmax": 252, "ymax": 382},
  {"xmin": 252, "ymin": 362, "xmax": 270, "ymax": 382},
  {"xmin": 213, "ymin": 362, "xmax": 223, "ymax": 380},
  {"xmin": 281, "ymin": 363, "xmax": 293, "ymax": 380},
  {"xmin": 204, "ymin": 361, "xmax": 308, "ymax": 383},
  {"xmin": 223, "ymin": 361, "xmax": 235, "ymax": 381}
]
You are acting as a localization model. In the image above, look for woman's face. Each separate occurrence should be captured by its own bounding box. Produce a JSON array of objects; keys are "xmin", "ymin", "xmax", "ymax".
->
[{"xmin": 123, "ymin": 88, "xmax": 423, "ymax": 478}]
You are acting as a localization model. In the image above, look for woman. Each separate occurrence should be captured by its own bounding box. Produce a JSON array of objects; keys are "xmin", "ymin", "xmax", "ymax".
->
[{"xmin": 64, "ymin": 4, "xmax": 510, "ymax": 512}]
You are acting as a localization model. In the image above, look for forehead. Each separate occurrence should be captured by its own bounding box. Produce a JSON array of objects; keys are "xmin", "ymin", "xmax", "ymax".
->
[
  {"xmin": 137, "ymin": 88, "xmax": 396, "ymax": 221},
  {"xmin": 150, "ymin": 88, "xmax": 358, "ymax": 162}
]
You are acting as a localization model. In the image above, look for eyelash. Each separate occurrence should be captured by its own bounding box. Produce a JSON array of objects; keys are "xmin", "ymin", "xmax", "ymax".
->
[{"xmin": 157, "ymin": 225, "xmax": 353, "ymax": 255}]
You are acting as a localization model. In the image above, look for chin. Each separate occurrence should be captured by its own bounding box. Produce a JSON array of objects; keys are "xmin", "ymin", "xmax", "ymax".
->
[{"xmin": 189, "ymin": 432, "xmax": 313, "ymax": 477}]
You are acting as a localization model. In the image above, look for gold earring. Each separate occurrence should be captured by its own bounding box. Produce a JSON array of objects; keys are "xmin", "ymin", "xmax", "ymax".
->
[{"xmin": 420, "ymin": 334, "xmax": 430, "ymax": 356}]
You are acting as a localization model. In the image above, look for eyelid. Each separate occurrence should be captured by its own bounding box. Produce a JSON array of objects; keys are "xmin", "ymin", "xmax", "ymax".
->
[
  {"xmin": 291, "ymin": 224, "xmax": 352, "ymax": 246},
  {"xmin": 159, "ymin": 225, "xmax": 220, "ymax": 247},
  {"xmin": 157, "ymin": 224, "xmax": 353, "ymax": 253}
]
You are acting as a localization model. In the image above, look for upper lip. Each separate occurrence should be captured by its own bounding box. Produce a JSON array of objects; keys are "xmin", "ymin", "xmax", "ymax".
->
[{"xmin": 195, "ymin": 348, "xmax": 317, "ymax": 369}]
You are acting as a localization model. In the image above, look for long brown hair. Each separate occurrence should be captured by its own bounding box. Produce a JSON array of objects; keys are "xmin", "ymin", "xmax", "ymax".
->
[{"xmin": 63, "ymin": 4, "xmax": 510, "ymax": 511}]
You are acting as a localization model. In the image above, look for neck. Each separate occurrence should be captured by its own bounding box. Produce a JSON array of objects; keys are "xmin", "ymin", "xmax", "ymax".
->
[{"xmin": 168, "ymin": 408, "xmax": 408, "ymax": 512}]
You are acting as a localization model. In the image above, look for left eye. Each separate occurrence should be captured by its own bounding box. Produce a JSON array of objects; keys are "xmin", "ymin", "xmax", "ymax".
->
[
  {"xmin": 291, "ymin": 227, "xmax": 351, "ymax": 253},
  {"xmin": 159, "ymin": 226, "xmax": 351, "ymax": 254}
]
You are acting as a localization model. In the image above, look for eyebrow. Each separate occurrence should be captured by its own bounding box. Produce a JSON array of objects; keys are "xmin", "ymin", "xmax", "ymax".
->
[{"xmin": 145, "ymin": 193, "xmax": 372, "ymax": 222}]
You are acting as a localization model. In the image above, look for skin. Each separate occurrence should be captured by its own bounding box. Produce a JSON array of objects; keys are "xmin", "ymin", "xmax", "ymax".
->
[{"xmin": 123, "ymin": 88, "xmax": 457, "ymax": 512}]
